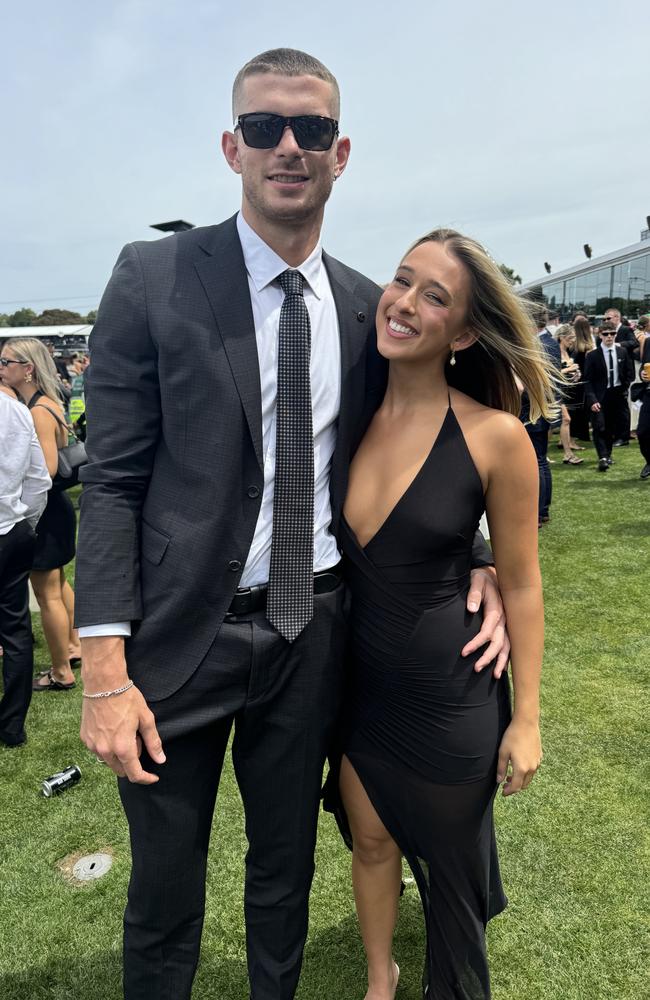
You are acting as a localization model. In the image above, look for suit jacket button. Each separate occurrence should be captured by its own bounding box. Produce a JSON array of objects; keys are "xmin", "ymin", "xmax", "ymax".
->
[
  {"xmin": 356, "ymin": 311, "xmax": 366, "ymax": 322},
  {"xmin": 228, "ymin": 560, "xmax": 241, "ymax": 572},
  {"xmin": 247, "ymin": 486, "xmax": 260, "ymax": 498}
]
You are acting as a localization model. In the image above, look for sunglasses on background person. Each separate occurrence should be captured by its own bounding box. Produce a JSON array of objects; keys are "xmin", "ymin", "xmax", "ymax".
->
[{"xmin": 235, "ymin": 113, "xmax": 339, "ymax": 151}]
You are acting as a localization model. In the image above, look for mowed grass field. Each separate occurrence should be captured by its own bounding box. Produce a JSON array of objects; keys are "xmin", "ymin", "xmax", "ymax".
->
[{"xmin": 1, "ymin": 437, "xmax": 648, "ymax": 1000}]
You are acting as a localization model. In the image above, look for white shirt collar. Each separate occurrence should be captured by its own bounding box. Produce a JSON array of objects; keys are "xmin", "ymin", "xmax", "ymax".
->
[{"xmin": 236, "ymin": 212, "xmax": 324, "ymax": 299}]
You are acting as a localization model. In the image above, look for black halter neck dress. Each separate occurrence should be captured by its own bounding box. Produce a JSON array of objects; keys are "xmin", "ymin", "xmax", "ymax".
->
[{"xmin": 334, "ymin": 401, "xmax": 511, "ymax": 999}]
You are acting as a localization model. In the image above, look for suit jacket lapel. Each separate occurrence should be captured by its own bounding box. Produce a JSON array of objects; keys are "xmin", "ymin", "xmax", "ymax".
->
[
  {"xmin": 324, "ymin": 253, "xmax": 382, "ymax": 524},
  {"xmin": 324, "ymin": 253, "xmax": 370, "ymax": 437},
  {"xmin": 194, "ymin": 217, "xmax": 264, "ymax": 470}
]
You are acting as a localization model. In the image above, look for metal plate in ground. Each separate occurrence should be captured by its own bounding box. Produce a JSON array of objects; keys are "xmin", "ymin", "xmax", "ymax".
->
[{"xmin": 72, "ymin": 852, "xmax": 113, "ymax": 881}]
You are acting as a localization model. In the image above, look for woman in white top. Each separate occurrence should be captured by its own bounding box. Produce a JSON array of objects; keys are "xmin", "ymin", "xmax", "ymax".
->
[
  {"xmin": 0, "ymin": 386, "xmax": 50, "ymax": 742},
  {"xmin": 0, "ymin": 338, "xmax": 80, "ymax": 690}
]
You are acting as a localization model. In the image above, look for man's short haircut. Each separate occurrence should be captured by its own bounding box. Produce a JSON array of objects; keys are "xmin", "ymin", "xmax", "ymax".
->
[
  {"xmin": 534, "ymin": 305, "xmax": 549, "ymax": 328},
  {"xmin": 232, "ymin": 48, "xmax": 340, "ymax": 121},
  {"xmin": 605, "ymin": 307, "xmax": 621, "ymax": 319},
  {"xmin": 600, "ymin": 322, "xmax": 616, "ymax": 334}
]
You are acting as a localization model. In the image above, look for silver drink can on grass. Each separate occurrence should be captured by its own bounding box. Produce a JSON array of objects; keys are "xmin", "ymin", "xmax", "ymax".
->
[{"xmin": 42, "ymin": 765, "xmax": 81, "ymax": 797}]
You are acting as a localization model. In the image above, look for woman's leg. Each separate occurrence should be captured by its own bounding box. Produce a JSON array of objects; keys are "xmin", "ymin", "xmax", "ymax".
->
[
  {"xmin": 60, "ymin": 570, "xmax": 80, "ymax": 658},
  {"xmin": 30, "ymin": 568, "xmax": 75, "ymax": 685},
  {"xmin": 560, "ymin": 405, "xmax": 576, "ymax": 460},
  {"xmin": 340, "ymin": 756, "xmax": 401, "ymax": 1000}
]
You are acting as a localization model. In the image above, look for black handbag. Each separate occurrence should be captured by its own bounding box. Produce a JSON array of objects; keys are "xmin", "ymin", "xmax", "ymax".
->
[
  {"xmin": 55, "ymin": 438, "xmax": 87, "ymax": 487},
  {"xmin": 630, "ymin": 382, "xmax": 647, "ymax": 403},
  {"xmin": 32, "ymin": 401, "xmax": 88, "ymax": 489}
]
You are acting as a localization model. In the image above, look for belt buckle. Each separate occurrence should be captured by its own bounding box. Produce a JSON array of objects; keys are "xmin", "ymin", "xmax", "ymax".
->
[{"xmin": 230, "ymin": 587, "xmax": 252, "ymax": 617}]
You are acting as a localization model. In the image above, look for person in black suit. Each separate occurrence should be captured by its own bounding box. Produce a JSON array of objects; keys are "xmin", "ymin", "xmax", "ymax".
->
[
  {"xmin": 584, "ymin": 322, "xmax": 635, "ymax": 470},
  {"xmin": 74, "ymin": 49, "xmax": 508, "ymax": 1000},
  {"xmin": 603, "ymin": 308, "xmax": 636, "ymax": 444}
]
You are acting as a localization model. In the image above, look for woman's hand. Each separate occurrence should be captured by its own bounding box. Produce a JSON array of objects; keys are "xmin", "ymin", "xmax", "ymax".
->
[{"xmin": 496, "ymin": 718, "xmax": 542, "ymax": 796}]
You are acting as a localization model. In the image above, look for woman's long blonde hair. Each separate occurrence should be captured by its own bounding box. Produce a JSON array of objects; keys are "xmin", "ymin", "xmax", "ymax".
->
[
  {"xmin": 405, "ymin": 229, "xmax": 559, "ymax": 422},
  {"xmin": 3, "ymin": 337, "xmax": 64, "ymax": 404},
  {"xmin": 572, "ymin": 316, "xmax": 594, "ymax": 354}
]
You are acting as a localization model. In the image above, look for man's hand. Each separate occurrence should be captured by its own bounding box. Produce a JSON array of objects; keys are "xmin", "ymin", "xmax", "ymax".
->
[
  {"xmin": 591, "ymin": 402, "xmax": 601, "ymax": 413},
  {"xmin": 463, "ymin": 566, "xmax": 510, "ymax": 679},
  {"xmin": 80, "ymin": 636, "xmax": 165, "ymax": 784}
]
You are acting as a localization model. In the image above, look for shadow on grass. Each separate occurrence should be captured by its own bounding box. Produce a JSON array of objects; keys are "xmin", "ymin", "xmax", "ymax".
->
[
  {"xmin": 0, "ymin": 909, "xmax": 413, "ymax": 1000},
  {"xmin": 568, "ymin": 476, "xmax": 644, "ymax": 491},
  {"xmin": 299, "ymin": 893, "xmax": 425, "ymax": 999},
  {"xmin": 0, "ymin": 952, "xmax": 122, "ymax": 1000},
  {"xmin": 0, "ymin": 950, "xmax": 250, "ymax": 1000}
]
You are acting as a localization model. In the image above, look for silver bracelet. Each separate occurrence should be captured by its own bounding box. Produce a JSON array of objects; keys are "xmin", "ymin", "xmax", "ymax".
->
[{"xmin": 82, "ymin": 680, "xmax": 135, "ymax": 699}]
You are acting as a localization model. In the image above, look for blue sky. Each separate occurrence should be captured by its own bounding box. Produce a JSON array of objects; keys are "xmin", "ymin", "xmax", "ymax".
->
[{"xmin": 2, "ymin": 0, "xmax": 648, "ymax": 313}]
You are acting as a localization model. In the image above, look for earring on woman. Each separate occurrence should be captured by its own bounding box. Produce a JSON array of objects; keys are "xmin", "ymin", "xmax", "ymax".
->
[
  {"xmin": 449, "ymin": 348, "xmax": 456, "ymax": 366},
  {"xmin": 24, "ymin": 372, "xmax": 33, "ymax": 382}
]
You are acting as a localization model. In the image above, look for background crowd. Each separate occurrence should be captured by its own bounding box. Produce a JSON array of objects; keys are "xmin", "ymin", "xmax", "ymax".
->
[{"xmin": 0, "ymin": 310, "xmax": 649, "ymax": 750}]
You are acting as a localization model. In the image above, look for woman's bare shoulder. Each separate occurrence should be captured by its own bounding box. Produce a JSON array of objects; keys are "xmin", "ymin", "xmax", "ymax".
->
[
  {"xmin": 33, "ymin": 394, "xmax": 65, "ymax": 416},
  {"xmin": 450, "ymin": 388, "xmax": 526, "ymax": 443}
]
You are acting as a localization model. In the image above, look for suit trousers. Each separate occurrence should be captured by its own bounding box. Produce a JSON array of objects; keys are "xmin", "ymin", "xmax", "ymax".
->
[
  {"xmin": 525, "ymin": 421, "xmax": 552, "ymax": 520},
  {"xmin": 591, "ymin": 387, "xmax": 627, "ymax": 459},
  {"xmin": 119, "ymin": 582, "xmax": 348, "ymax": 1000},
  {"xmin": 0, "ymin": 520, "xmax": 36, "ymax": 744}
]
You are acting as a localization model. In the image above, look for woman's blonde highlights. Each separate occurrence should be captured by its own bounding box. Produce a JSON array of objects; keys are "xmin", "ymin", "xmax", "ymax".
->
[
  {"xmin": 3, "ymin": 337, "xmax": 64, "ymax": 404},
  {"xmin": 405, "ymin": 229, "xmax": 560, "ymax": 423}
]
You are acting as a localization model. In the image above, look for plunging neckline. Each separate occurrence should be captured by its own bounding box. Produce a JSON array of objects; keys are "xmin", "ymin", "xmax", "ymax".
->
[{"xmin": 343, "ymin": 404, "xmax": 453, "ymax": 552}]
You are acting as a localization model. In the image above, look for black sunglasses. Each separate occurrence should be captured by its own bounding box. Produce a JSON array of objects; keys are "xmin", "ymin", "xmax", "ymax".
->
[
  {"xmin": 0, "ymin": 358, "xmax": 27, "ymax": 367},
  {"xmin": 235, "ymin": 113, "xmax": 339, "ymax": 151}
]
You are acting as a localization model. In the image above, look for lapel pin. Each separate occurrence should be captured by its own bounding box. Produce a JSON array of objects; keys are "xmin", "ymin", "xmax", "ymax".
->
[{"xmin": 356, "ymin": 311, "xmax": 366, "ymax": 322}]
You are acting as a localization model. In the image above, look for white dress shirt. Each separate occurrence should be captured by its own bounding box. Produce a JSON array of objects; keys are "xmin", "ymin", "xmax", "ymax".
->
[
  {"xmin": 0, "ymin": 393, "xmax": 51, "ymax": 534},
  {"xmin": 79, "ymin": 213, "xmax": 343, "ymax": 638},
  {"xmin": 600, "ymin": 342, "xmax": 620, "ymax": 387}
]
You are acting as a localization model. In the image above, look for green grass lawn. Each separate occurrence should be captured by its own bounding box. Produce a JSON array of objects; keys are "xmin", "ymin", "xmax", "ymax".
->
[{"xmin": 1, "ymin": 439, "xmax": 648, "ymax": 999}]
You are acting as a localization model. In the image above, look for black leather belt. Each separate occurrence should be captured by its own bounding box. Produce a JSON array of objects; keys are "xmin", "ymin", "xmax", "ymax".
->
[{"xmin": 226, "ymin": 564, "xmax": 343, "ymax": 617}]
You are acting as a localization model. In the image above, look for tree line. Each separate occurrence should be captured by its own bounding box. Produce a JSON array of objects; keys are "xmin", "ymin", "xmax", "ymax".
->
[
  {"xmin": 0, "ymin": 267, "xmax": 522, "ymax": 328},
  {"xmin": 0, "ymin": 307, "xmax": 97, "ymax": 327}
]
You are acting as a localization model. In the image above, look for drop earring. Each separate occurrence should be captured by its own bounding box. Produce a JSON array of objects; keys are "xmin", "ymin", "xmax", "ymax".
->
[
  {"xmin": 449, "ymin": 348, "xmax": 456, "ymax": 366},
  {"xmin": 24, "ymin": 372, "xmax": 33, "ymax": 382}
]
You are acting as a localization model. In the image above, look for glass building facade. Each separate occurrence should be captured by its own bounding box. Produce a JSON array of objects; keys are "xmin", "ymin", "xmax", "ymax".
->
[{"xmin": 522, "ymin": 234, "xmax": 650, "ymax": 321}]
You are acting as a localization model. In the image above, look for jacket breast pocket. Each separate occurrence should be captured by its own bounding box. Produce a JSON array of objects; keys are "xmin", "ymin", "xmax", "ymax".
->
[{"xmin": 141, "ymin": 520, "xmax": 171, "ymax": 566}]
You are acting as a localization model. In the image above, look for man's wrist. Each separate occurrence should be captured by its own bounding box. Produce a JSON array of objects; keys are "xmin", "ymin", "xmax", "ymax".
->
[{"xmin": 80, "ymin": 635, "xmax": 129, "ymax": 691}]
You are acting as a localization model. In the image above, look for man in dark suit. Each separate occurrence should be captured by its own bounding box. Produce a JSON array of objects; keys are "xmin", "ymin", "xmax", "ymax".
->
[
  {"xmin": 603, "ymin": 307, "xmax": 636, "ymax": 444},
  {"xmin": 75, "ymin": 48, "xmax": 507, "ymax": 1000},
  {"xmin": 585, "ymin": 322, "xmax": 635, "ymax": 470}
]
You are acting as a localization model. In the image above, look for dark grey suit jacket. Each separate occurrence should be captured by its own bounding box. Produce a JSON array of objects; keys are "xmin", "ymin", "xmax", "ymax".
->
[{"xmin": 75, "ymin": 215, "xmax": 386, "ymax": 700}]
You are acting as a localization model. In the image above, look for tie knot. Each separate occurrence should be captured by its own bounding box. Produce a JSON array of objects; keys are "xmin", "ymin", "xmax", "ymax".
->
[{"xmin": 278, "ymin": 269, "xmax": 304, "ymax": 297}]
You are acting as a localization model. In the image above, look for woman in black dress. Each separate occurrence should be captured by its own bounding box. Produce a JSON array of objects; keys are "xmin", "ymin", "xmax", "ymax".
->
[
  {"xmin": 337, "ymin": 230, "xmax": 557, "ymax": 1000},
  {"xmin": 569, "ymin": 316, "xmax": 595, "ymax": 443},
  {"xmin": 554, "ymin": 324, "xmax": 584, "ymax": 464},
  {"xmin": 0, "ymin": 338, "xmax": 79, "ymax": 691}
]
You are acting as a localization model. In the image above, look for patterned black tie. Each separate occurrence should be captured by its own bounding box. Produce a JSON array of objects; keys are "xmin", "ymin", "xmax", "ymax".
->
[
  {"xmin": 267, "ymin": 269, "xmax": 314, "ymax": 641},
  {"xmin": 607, "ymin": 348, "xmax": 614, "ymax": 388}
]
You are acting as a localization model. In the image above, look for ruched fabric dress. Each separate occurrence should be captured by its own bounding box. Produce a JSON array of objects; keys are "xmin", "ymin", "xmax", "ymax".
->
[{"xmin": 335, "ymin": 402, "xmax": 511, "ymax": 999}]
